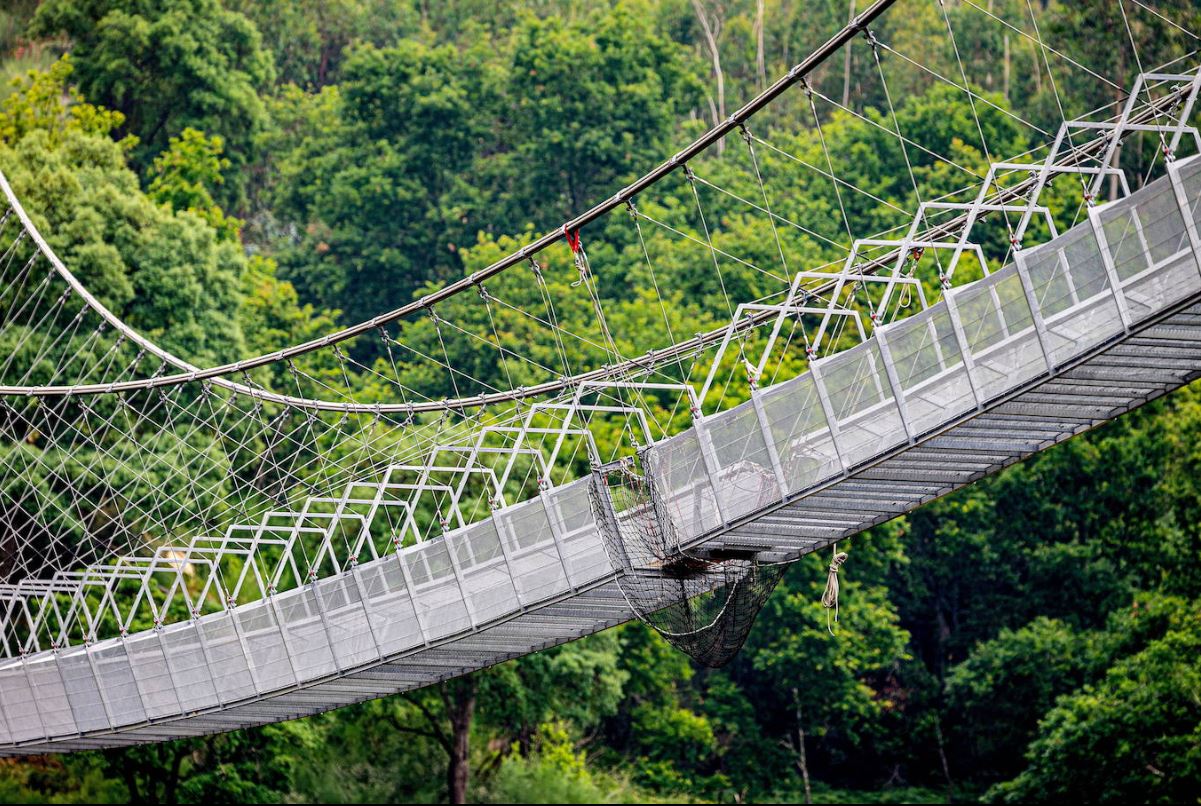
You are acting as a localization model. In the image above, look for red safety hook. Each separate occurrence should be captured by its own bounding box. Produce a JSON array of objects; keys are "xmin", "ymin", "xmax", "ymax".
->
[{"xmin": 564, "ymin": 226, "xmax": 582, "ymax": 254}]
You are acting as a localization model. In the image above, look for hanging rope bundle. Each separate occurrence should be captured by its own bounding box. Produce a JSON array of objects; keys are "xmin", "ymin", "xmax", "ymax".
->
[{"xmin": 821, "ymin": 548, "xmax": 849, "ymax": 635}]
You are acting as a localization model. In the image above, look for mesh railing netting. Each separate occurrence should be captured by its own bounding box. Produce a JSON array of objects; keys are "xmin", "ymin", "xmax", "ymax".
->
[{"xmin": 590, "ymin": 454, "xmax": 786, "ymax": 667}]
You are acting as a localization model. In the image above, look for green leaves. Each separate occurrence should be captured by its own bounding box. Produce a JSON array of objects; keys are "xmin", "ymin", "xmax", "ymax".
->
[
  {"xmin": 0, "ymin": 55, "xmax": 131, "ymax": 149},
  {"xmin": 991, "ymin": 598, "xmax": 1201, "ymax": 803},
  {"xmin": 31, "ymin": 0, "xmax": 275, "ymax": 208},
  {"xmin": 148, "ymin": 127, "xmax": 240, "ymax": 241}
]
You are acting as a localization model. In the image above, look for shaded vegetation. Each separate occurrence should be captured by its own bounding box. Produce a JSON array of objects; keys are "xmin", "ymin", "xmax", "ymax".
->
[{"xmin": 0, "ymin": 0, "xmax": 1200, "ymax": 803}]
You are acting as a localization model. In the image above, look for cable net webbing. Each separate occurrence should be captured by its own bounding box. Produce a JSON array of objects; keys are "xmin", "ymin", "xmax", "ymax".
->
[{"xmin": 590, "ymin": 458, "xmax": 785, "ymax": 667}]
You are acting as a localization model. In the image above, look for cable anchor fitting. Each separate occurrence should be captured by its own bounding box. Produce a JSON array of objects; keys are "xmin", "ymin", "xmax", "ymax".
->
[
  {"xmin": 565, "ymin": 225, "xmax": 589, "ymax": 287},
  {"xmin": 742, "ymin": 357, "xmax": 760, "ymax": 390}
]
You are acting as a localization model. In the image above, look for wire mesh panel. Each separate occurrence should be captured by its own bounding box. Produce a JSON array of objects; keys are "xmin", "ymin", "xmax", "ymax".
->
[
  {"xmin": 496, "ymin": 497, "xmax": 569, "ymax": 602},
  {"xmin": 643, "ymin": 429, "xmax": 723, "ymax": 540},
  {"xmin": 703, "ymin": 399, "xmax": 783, "ymax": 521},
  {"xmin": 404, "ymin": 539, "xmax": 472, "ymax": 641},
  {"xmin": 236, "ymin": 599, "xmax": 297, "ymax": 693},
  {"xmin": 545, "ymin": 478, "xmax": 612, "ymax": 589},
  {"xmin": 275, "ymin": 587, "xmax": 338, "ymax": 681},
  {"xmin": 315, "ymin": 575, "xmax": 379, "ymax": 671},
  {"xmin": 1099, "ymin": 174, "xmax": 1201, "ymax": 323},
  {"xmin": 879, "ymin": 303, "xmax": 976, "ymax": 436},
  {"xmin": 0, "ymin": 661, "xmax": 42, "ymax": 741},
  {"xmin": 817, "ymin": 340, "xmax": 907, "ymax": 466},
  {"xmin": 25, "ymin": 656, "xmax": 74, "ymax": 737},
  {"xmin": 449, "ymin": 519, "xmax": 521, "ymax": 625},
  {"xmin": 126, "ymin": 632, "xmax": 181, "ymax": 719},
  {"xmin": 159, "ymin": 621, "xmax": 219, "ymax": 714},
  {"xmin": 199, "ymin": 613, "xmax": 256, "ymax": 704},
  {"xmin": 56, "ymin": 647, "xmax": 108, "ymax": 732},
  {"xmin": 756, "ymin": 373, "xmax": 841, "ymax": 494},
  {"xmin": 1021, "ymin": 223, "xmax": 1125, "ymax": 366},
  {"xmin": 92, "ymin": 642, "xmax": 146, "ymax": 726},
  {"xmin": 129, "ymin": 629, "xmax": 184, "ymax": 720},
  {"xmin": 355, "ymin": 560, "xmax": 423, "ymax": 656},
  {"xmin": 950, "ymin": 265, "xmax": 1047, "ymax": 401}
]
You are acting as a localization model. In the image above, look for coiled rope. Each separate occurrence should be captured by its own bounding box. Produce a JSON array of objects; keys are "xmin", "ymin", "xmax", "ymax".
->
[{"xmin": 821, "ymin": 548, "xmax": 849, "ymax": 635}]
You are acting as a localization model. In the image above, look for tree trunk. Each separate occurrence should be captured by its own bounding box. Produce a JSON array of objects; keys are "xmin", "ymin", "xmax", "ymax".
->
[
  {"xmin": 691, "ymin": 0, "xmax": 725, "ymax": 150},
  {"xmin": 1109, "ymin": 59, "xmax": 1126, "ymax": 201},
  {"xmin": 446, "ymin": 678, "xmax": 477, "ymax": 805},
  {"xmin": 792, "ymin": 688, "xmax": 812, "ymax": 805},
  {"xmin": 842, "ymin": 0, "xmax": 856, "ymax": 109},
  {"xmin": 755, "ymin": 0, "xmax": 767, "ymax": 91},
  {"xmin": 164, "ymin": 744, "xmax": 187, "ymax": 805},
  {"xmin": 934, "ymin": 712, "xmax": 955, "ymax": 800},
  {"xmin": 1003, "ymin": 33, "xmax": 1010, "ymax": 102}
]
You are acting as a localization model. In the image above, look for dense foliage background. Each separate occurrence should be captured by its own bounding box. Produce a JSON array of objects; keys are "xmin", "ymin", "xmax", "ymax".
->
[{"xmin": 0, "ymin": 0, "xmax": 1199, "ymax": 802}]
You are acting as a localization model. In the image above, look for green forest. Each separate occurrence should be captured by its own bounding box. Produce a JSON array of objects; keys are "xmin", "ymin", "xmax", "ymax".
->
[{"xmin": 0, "ymin": 0, "xmax": 1200, "ymax": 802}]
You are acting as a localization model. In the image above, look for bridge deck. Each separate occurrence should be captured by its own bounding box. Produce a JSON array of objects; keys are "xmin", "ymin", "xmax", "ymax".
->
[{"xmin": 4, "ymin": 156, "xmax": 1201, "ymax": 755}]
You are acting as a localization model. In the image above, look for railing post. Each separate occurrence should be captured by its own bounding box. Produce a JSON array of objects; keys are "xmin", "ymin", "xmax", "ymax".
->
[
  {"xmin": 1087, "ymin": 205, "xmax": 1134, "ymax": 331},
  {"xmin": 1166, "ymin": 155, "xmax": 1201, "ymax": 278},
  {"xmin": 306, "ymin": 578, "xmax": 349, "ymax": 674},
  {"xmin": 692, "ymin": 414, "xmax": 728, "ymax": 527},
  {"xmin": 441, "ymin": 535, "xmax": 479, "ymax": 631},
  {"xmin": 228, "ymin": 605, "xmax": 270, "ymax": 696},
  {"xmin": 190, "ymin": 616, "xmax": 229, "ymax": 706},
  {"xmin": 873, "ymin": 330, "xmax": 916, "ymax": 443},
  {"xmin": 11, "ymin": 658, "xmax": 49, "ymax": 741},
  {"xmin": 395, "ymin": 552, "xmax": 432, "ymax": 647},
  {"xmin": 1012, "ymin": 253, "xmax": 1056, "ymax": 371},
  {"xmin": 154, "ymin": 629, "xmax": 188, "ymax": 715},
  {"xmin": 536, "ymin": 491, "xmax": 580, "ymax": 593},
  {"xmin": 941, "ymin": 290, "xmax": 986, "ymax": 410},
  {"xmin": 749, "ymin": 390, "xmax": 790, "ymax": 497},
  {"xmin": 348, "ymin": 566, "xmax": 385, "ymax": 659},
  {"xmin": 47, "ymin": 653, "xmax": 87, "ymax": 739},
  {"xmin": 808, "ymin": 363, "xmax": 849, "ymax": 471},
  {"xmin": 266, "ymin": 595, "xmax": 303, "ymax": 686}
]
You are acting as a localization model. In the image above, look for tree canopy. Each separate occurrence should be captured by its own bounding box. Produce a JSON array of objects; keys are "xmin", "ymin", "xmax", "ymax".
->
[{"xmin": 0, "ymin": 0, "xmax": 1200, "ymax": 803}]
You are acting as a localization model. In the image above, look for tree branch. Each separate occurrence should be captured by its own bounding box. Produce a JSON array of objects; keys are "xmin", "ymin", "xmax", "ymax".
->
[{"xmin": 399, "ymin": 692, "xmax": 452, "ymax": 753}]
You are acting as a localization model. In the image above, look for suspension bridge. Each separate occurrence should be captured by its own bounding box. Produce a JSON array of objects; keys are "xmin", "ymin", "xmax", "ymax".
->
[{"xmin": 1, "ymin": 0, "xmax": 1200, "ymax": 755}]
